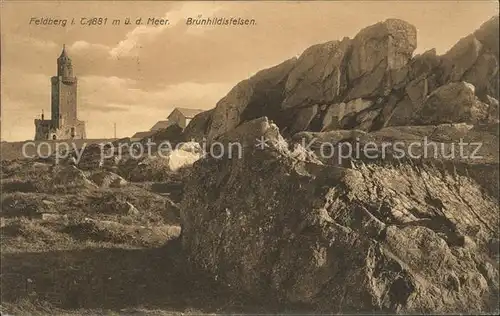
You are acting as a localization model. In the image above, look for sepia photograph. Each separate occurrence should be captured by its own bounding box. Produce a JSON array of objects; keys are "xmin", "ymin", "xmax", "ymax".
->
[{"xmin": 1, "ymin": 0, "xmax": 499, "ymax": 314}]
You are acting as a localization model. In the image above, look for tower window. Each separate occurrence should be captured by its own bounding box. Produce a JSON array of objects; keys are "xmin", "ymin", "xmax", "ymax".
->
[{"xmin": 52, "ymin": 135, "xmax": 57, "ymax": 140}]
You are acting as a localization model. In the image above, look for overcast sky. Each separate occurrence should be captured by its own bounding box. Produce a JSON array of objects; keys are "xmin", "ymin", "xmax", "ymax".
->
[{"xmin": 1, "ymin": 0, "xmax": 498, "ymax": 141}]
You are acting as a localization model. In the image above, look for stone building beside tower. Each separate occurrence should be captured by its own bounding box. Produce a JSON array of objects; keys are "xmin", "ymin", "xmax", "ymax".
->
[{"xmin": 34, "ymin": 45, "xmax": 86, "ymax": 140}]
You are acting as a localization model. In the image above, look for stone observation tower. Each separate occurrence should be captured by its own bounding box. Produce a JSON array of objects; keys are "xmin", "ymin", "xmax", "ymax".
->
[{"xmin": 34, "ymin": 45, "xmax": 86, "ymax": 140}]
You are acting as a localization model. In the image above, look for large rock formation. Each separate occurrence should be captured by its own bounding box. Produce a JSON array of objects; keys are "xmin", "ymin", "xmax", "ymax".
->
[
  {"xmin": 207, "ymin": 58, "xmax": 297, "ymax": 139},
  {"xmin": 177, "ymin": 17, "xmax": 499, "ymax": 313},
  {"xmin": 292, "ymin": 122, "xmax": 499, "ymax": 199},
  {"xmin": 180, "ymin": 118, "xmax": 499, "ymax": 313},
  {"xmin": 205, "ymin": 18, "xmax": 419, "ymax": 140},
  {"xmin": 194, "ymin": 16, "xmax": 498, "ymax": 140},
  {"xmin": 387, "ymin": 15, "xmax": 499, "ymax": 127},
  {"xmin": 442, "ymin": 16, "xmax": 499, "ymax": 99}
]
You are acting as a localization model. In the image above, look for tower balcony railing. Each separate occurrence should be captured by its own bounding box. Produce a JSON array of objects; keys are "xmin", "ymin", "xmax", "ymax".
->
[{"xmin": 61, "ymin": 76, "xmax": 77, "ymax": 84}]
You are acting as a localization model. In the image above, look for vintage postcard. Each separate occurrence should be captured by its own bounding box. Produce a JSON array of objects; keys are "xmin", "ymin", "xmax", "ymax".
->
[{"xmin": 1, "ymin": 0, "xmax": 499, "ymax": 314}]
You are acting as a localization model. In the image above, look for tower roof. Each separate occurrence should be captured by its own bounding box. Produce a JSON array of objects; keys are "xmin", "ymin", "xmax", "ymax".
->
[
  {"xmin": 58, "ymin": 44, "xmax": 69, "ymax": 59},
  {"xmin": 56, "ymin": 44, "xmax": 74, "ymax": 78}
]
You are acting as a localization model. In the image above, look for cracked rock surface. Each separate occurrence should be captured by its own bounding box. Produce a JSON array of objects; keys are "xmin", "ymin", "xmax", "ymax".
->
[{"xmin": 181, "ymin": 118, "xmax": 499, "ymax": 313}]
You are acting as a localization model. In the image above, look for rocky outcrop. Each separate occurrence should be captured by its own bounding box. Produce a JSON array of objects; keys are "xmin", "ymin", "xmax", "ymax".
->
[
  {"xmin": 292, "ymin": 122, "xmax": 499, "ymax": 199},
  {"xmin": 206, "ymin": 19, "xmax": 419, "ymax": 140},
  {"xmin": 181, "ymin": 118, "xmax": 499, "ymax": 313},
  {"xmin": 282, "ymin": 38, "xmax": 352, "ymax": 109},
  {"xmin": 179, "ymin": 20, "xmax": 500, "ymax": 312},
  {"xmin": 474, "ymin": 15, "xmax": 499, "ymax": 56},
  {"xmin": 88, "ymin": 171, "xmax": 128, "ymax": 188},
  {"xmin": 321, "ymin": 99, "xmax": 374, "ymax": 131},
  {"xmin": 201, "ymin": 16, "xmax": 498, "ymax": 140},
  {"xmin": 486, "ymin": 95, "xmax": 499, "ymax": 122},
  {"xmin": 408, "ymin": 49, "xmax": 442, "ymax": 81},
  {"xmin": 207, "ymin": 58, "xmax": 297, "ymax": 140},
  {"xmin": 441, "ymin": 35, "xmax": 484, "ymax": 83},
  {"xmin": 50, "ymin": 165, "xmax": 98, "ymax": 191},
  {"xmin": 144, "ymin": 124, "xmax": 183, "ymax": 147},
  {"xmin": 289, "ymin": 105, "xmax": 319, "ymax": 134},
  {"xmin": 181, "ymin": 109, "xmax": 214, "ymax": 142},
  {"xmin": 384, "ymin": 16, "xmax": 499, "ymax": 128},
  {"xmin": 412, "ymin": 82, "xmax": 489, "ymax": 125},
  {"xmin": 345, "ymin": 19, "xmax": 417, "ymax": 100},
  {"xmin": 167, "ymin": 142, "xmax": 204, "ymax": 172},
  {"xmin": 451, "ymin": 16, "xmax": 499, "ymax": 99}
]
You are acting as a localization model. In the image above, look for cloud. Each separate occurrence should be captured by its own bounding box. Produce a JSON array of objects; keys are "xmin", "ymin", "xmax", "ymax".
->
[
  {"xmin": 84, "ymin": 103, "xmax": 130, "ymax": 113},
  {"xmin": 109, "ymin": 2, "xmax": 223, "ymax": 57},
  {"xmin": 4, "ymin": 35, "xmax": 58, "ymax": 51},
  {"xmin": 157, "ymin": 81, "xmax": 233, "ymax": 104},
  {"xmin": 70, "ymin": 41, "xmax": 110, "ymax": 54},
  {"xmin": 76, "ymin": 77, "xmax": 231, "ymax": 138},
  {"xmin": 109, "ymin": 25, "xmax": 163, "ymax": 58},
  {"xmin": 1, "ymin": 71, "xmax": 52, "ymax": 111},
  {"xmin": 78, "ymin": 75, "xmax": 231, "ymax": 111}
]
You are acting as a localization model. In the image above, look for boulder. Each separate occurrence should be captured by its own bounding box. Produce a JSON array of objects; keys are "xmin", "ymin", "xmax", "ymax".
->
[
  {"xmin": 124, "ymin": 156, "xmax": 172, "ymax": 182},
  {"xmin": 405, "ymin": 77, "xmax": 429, "ymax": 106},
  {"xmin": 50, "ymin": 165, "xmax": 97, "ymax": 191},
  {"xmin": 290, "ymin": 105, "xmax": 319, "ymax": 134},
  {"xmin": 176, "ymin": 141, "xmax": 204, "ymax": 155},
  {"xmin": 485, "ymin": 95, "xmax": 499, "ymax": 123},
  {"xmin": 181, "ymin": 119, "xmax": 498, "ymax": 313},
  {"xmin": 408, "ymin": 49, "xmax": 442, "ymax": 80},
  {"xmin": 385, "ymin": 95, "xmax": 420, "ymax": 127},
  {"xmin": 462, "ymin": 51, "xmax": 499, "ymax": 98},
  {"xmin": 181, "ymin": 109, "xmax": 214, "ymax": 142},
  {"xmin": 345, "ymin": 99, "xmax": 374, "ymax": 119},
  {"xmin": 440, "ymin": 34, "xmax": 483, "ymax": 82},
  {"xmin": 89, "ymin": 171, "xmax": 128, "ymax": 188},
  {"xmin": 125, "ymin": 201, "xmax": 139, "ymax": 216},
  {"xmin": 143, "ymin": 124, "xmax": 183, "ymax": 148},
  {"xmin": 167, "ymin": 145, "xmax": 204, "ymax": 172},
  {"xmin": 440, "ymin": 15, "xmax": 499, "ymax": 99},
  {"xmin": 283, "ymin": 39, "xmax": 351, "ymax": 109},
  {"xmin": 413, "ymin": 82, "xmax": 489, "ymax": 125},
  {"xmin": 473, "ymin": 15, "xmax": 499, "ymax": 56},
  {"xmin": 355, "ymin": 108, "xmax": 381, "ymax": 131},
  {"xmin": 346, "ymin": 19, "xmax": 417, "ymax": 100},
  {"xmin": 321, "ymin": 99, "xmax": 374, "ymax": 131},
  {"xmin": 118, "ymin": 141, "xmax": 204, "ymax": 182},
  {"xmin": 321, "ymin": 103, "xmax": 342, "ymax": 131}
]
